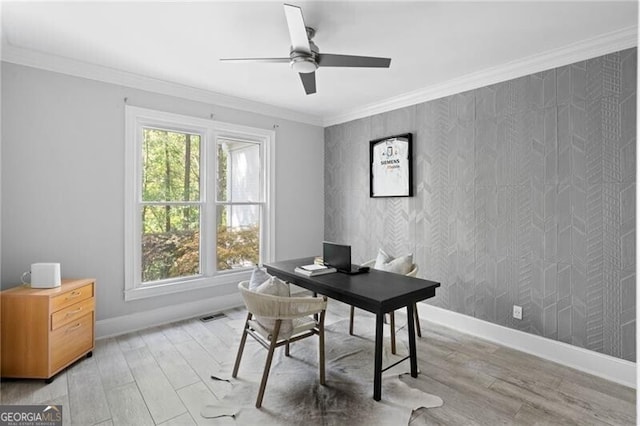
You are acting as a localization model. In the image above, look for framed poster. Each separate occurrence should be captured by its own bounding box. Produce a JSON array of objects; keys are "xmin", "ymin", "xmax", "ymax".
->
[{"xmin": 370, "ymin": 133, "xmax": 413, "ymax": 198}]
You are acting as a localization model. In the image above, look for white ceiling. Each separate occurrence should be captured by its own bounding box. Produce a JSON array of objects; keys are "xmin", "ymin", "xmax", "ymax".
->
[{"xmin": 1, "ymin": 1, "xmax": 638, "ymax": 125}]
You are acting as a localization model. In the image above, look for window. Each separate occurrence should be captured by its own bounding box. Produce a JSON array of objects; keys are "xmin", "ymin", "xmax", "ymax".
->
[
  {"xmin": 141, "ymin": 128, "xmax": 202, "ymax": 283},
  {"xmin": 125, "ymin": 106, "xmax": 275, "ymax": 300},
  {"xmin": 216, "ymin": 139, "xmax": 262, "ymax": 271}
]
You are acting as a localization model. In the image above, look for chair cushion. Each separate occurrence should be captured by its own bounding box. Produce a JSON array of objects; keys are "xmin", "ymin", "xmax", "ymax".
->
[
  {"xmin": 248, "ymin": 315, "xmax": 316, "ymax": 342},
  {"xmin": 374, "ymin": 249, "xmax": 413, "ymax": 275},
  {"xmin": 249, "ymin": 266, "xmax": 271, "ymax": 290},
  {"xmin": 253, "ymin": 276, "xmax": 294, "ymax": 339}
]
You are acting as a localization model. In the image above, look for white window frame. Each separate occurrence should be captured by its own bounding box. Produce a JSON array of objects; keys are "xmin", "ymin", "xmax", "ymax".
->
[{"xmin": 124, "ymin": 106, "xmax": 275, "ymax": 301}]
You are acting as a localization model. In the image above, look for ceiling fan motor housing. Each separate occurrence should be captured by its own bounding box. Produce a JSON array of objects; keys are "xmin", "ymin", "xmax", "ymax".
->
[{"xmin": 290, "ymin": 34, "xmax": 318, "ymax": 74}]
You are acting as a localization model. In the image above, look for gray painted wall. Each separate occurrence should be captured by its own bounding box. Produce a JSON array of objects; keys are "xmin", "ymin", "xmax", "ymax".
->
[
  {"xmin": 1, "ymin": 62, "xmax": 325, "ymax": 321},
  {"xmin": 325, "ymin": 48, "xmax": 636, "ymax": 361}
]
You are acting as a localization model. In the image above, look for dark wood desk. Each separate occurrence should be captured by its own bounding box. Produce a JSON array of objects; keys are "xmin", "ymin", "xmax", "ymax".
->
[{"xmin": 264, "ymin": 257, "xmax": 440, "ymax": 401}]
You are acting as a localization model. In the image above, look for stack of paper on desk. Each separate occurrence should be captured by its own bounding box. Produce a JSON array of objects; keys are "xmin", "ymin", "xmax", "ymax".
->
[{"xmin": 294, "ymin": 264, "xmax": 337, "ymax": 276}]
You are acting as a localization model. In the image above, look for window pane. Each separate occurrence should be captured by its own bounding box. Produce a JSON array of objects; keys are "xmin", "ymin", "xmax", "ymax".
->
[
  {"xmin": 142, "ymin": 205, "xmax": 200, "ymax": 282},
  {"xmin": 142, "ymin": 128, "xmax": 200, "ymax": 202},
  {"xmin": 217, "ymin": 139, "xmax": 260, "ymax": 202},
  {"xmin": 216, "ymin": 204, "xmax": 259, "ymax": 271}
]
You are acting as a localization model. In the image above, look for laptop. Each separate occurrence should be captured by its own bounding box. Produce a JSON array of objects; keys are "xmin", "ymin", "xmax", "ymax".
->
[{"xmin": 322, "ymin": 241, "xmax": 369, "ymax": 275}]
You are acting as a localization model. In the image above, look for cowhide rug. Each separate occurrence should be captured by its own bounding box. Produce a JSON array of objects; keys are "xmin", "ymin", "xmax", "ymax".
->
[{"xmin": 201, "ymin": 317, "xmax": 443, "ymax": 425}]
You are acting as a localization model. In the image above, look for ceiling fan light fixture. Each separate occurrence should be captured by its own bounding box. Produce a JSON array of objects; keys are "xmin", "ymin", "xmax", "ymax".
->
[{"xmin": 290, "ymin": 56, "xmax": 317, "ymax": 74}]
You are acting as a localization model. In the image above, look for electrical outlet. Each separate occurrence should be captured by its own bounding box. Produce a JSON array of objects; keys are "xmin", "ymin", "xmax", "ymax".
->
[{"xmin": 513, "ymin": 305, "xmax": 523, "ymax": 320}]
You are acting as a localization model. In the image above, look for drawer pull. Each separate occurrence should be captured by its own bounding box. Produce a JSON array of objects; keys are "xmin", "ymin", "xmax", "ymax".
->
[
  {"xmin": 66, "ymin": 323, "xmax": 82, "ymax": 332},
  {"xmin": 66, "ymin": 291, "xmax": 82, "ymax": 300},
  {"xmin": 65, "ymin": 307, "xmax": 83, "ymax": 317}
]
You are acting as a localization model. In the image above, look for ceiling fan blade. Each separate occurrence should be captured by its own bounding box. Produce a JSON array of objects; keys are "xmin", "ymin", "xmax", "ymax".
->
[
  {"xmin": 220, "ymin": 57, "xmax": 290, "ymax": 63},
  {"xmin": 299, "ymin": 72, "xmax": 316, "ymax": 95},
  {"xmin": 318, "ymin": 53, "xmax": 391, "ymax": 68},
  {"xmin": 284, "ymin": 3, "xmax": 311, "ymax": 53}
]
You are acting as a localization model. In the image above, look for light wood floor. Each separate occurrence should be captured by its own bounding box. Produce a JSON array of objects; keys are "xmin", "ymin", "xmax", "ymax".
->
[{"xmin": 0, "ymin": 300, "xmax": 635, "ymax": 425}]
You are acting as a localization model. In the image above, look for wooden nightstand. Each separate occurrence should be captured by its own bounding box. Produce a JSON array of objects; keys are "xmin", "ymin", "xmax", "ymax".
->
[{"xmin": 1, "ymin": 278, "xmax": 95, "ymax": 382}]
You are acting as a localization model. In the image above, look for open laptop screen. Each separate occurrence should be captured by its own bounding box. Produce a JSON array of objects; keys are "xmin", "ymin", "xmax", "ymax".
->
[{"xmin": 323, "ymin": 241, "xmax": 351, "ymax": 271}]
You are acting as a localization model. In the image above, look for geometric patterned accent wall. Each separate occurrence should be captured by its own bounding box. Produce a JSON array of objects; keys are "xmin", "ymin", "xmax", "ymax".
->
[{"xmin": 325, "ymin": 48, "xmax": 636, "ymax": 362}]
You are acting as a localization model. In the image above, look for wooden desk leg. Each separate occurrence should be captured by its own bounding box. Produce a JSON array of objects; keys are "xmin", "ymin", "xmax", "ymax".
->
[
  {"xmin": 373, "ymin": 313, "xmax": 384, "ymax": 401},
  {"xmin": 406, "ymin": 304, "xmax": 418, "ymax": 377},
  {"xmin": 389, "ymin": 311, "xmax": 396, "ymax": 355},
  {"xmin": 313, "ymin": 292, "xmax": 318, "ymax": 321},
  {"xmin": 349, "ymin": 306, "xmax": 355, "ymax": 335}
]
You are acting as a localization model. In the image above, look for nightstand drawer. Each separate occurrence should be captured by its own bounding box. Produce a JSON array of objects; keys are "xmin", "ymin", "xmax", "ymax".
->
[
  {"xmin": 51, "ymin": 297, "xmax": 94, "ymax": 331},
  {"xmin": 51, "ymin": 312, "xmax": 94, "ymax": 373},
  {"xmin": 51, "ymin": 283, "xmax": 93, "ymax": 312}
]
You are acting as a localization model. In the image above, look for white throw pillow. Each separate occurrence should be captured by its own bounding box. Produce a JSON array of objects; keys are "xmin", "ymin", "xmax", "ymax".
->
[
  {"xmin": 374, "ymin": 249, "xmax": 414, "ymax": 275},
  {"xmin": 253, "ymin": 276, "xmax": 293, "ymax": 339},
  {"xmin": 249, "ymin": 266, "xmax": 271, "ymax": 290},
  {"xmin": 374, "ymin": 248, "xmax": 393, "ymax": 268},
  {"xmin": 255, "ymin": 275, "xmax": 290, "ymax": 297}
]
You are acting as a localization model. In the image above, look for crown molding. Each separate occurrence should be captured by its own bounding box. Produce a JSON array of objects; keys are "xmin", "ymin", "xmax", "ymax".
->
[
  {"xmin": 0, "ymin": 42, "xmax": 324, "ymax": 127},
  {"xmin": 323, "ymin": 26, "xmax": 638, "ymax": 127},
  {"xmin": 2, "ymin": 25, "xmax": 636, "ymax": 129}
]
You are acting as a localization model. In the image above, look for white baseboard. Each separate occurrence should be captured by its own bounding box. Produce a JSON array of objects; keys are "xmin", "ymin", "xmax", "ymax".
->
[
  {"xmin": 95, "ymin": 292, "xmax": 244, "ymax": 339},
  {"xmin": 95, "ymin": 293, "xmax": 635, "ymax": 389},
  {"xmin": 416, "ymin": 303, "xmax": 636, "ymax": 389},
  {"xmin": 95, "ymin": 284, "xmax": 309, "ymax": 339}
]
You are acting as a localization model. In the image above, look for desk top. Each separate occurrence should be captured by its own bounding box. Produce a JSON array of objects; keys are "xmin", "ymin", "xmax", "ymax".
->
[{"xmin": 264, "ymin": 257, "xmax": 440, "ymax": 314}]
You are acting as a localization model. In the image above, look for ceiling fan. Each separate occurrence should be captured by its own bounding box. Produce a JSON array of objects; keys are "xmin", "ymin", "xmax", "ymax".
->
[{"xmin": 220, "ymin": 3, "xmax": 391, "ymax": 95}]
